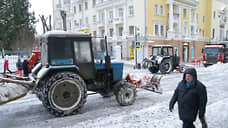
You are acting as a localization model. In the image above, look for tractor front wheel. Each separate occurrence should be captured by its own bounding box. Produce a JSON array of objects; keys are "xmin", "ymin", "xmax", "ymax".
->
[
  {"xmin": 159, "ymin": 59, "xmax": 173, "ymax": 74},
  {"xmin": 42, "ymin": 72, "xmax": 87, "ymax": 117},
  {"xmin": 115, "ymin": 81, "xmax": 136, "ymax": 106}
]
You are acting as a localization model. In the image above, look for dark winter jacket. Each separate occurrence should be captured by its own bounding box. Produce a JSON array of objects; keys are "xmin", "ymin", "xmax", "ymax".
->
[
  {"xmin": 169, "ymin": 68, "xmax": 207, "ymax": 122},
  {"xmin": 23, "ymin": 60, "xmax": 29, "ymax": 76}
]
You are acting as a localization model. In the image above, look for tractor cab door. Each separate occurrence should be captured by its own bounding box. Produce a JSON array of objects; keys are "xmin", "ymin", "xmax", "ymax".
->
[{"xmin": 73, "ymin": 40, "xmax": 95, "ymax": 80}]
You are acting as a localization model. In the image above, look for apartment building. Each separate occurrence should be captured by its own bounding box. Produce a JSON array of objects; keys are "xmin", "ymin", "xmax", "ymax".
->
[
  {"xmin": 52, "ymin": 0, "xmax": 228, "ymax": 62},
  {"xmin": 210, "ymin": 0, "xmax": 228, "ymax": 42},
  {"xmin": 53, "ymin": 0, "xmax": 146, "ymax": 59},
  {"xmin": 95, "ymin": 0, "xmax": 146, "ymax": 59}
]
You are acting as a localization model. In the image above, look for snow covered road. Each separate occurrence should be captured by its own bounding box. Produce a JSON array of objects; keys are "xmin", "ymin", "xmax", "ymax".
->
[{"xmin": 0, "ymin": 63, "xmax": 228, "ymax": 128}]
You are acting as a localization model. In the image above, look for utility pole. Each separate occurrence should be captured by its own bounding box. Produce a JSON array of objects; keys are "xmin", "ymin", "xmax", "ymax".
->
[
  {"xmin": 49, "ymin": 15, "xmax": 52, "ymax": 31},
  {"xmin": 135, "ymin": 26, "xmax": 138, "ymax": 68},
  {"xmin": 144, "ymin": 0, "xmax": 147, "ymax": 59}
]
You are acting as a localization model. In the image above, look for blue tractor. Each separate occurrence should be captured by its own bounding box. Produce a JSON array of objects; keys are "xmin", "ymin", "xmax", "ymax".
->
[{"xmin": 31, "ymin": 32, "xmax": 136, "ymax": 116}]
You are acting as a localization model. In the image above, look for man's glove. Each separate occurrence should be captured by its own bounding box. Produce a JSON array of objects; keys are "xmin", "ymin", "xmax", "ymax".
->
[{"xmin": 200, "ymin": 116, "xmax": 208, "ymax": 128}]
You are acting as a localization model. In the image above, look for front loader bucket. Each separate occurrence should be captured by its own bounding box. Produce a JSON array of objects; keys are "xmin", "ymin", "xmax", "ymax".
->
[
  {"xmin": 0, "ymin": 74, "xmax": 35, "ymax": 105},
  {"xmin": 126, "ymin": 73, "xmax": 163, "ymax": 93}
]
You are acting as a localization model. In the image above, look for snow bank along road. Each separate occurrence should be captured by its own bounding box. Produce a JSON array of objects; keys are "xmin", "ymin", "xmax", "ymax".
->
[{"xmin": 0, "ymin": 63, "xmax": 228, "ymax": 128}]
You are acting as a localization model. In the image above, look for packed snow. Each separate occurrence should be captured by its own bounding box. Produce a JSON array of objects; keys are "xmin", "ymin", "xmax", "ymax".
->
[{"xmin": 0, "ymin": 62, "xmax": 228, "ymax": 128}]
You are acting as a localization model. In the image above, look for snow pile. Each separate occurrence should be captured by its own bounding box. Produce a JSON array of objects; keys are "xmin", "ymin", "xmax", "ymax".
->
[
  {"xmin": 203, "ymin": 63, "xmax": 228, "ymax": 73},
  {"xmin": 0, "ymin": 83, "xmax": 28, "ymax": 105},
  {"xmin": 198, "ymin": 63, "xmax": 228, "ymax": 73}
]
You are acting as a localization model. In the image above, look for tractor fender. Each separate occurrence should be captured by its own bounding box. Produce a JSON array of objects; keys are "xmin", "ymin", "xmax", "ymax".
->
[
  {"xmin": 157, "ymin": 56, "xmax": 170, "ymax": 64},
  {"xmin": 34, "ymin": 65, "xmax": 80, "ymax": 90}
]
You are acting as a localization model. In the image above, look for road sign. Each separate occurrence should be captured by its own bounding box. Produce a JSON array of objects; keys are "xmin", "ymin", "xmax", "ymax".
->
[{"xmin": 135, "ymin": 41, "xmax": 141, "ymax": 49}]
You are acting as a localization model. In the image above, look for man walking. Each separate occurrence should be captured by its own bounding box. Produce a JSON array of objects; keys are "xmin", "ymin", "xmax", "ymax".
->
[{"xmin": 169, "ymin": 68, "xmax": 208, "ymax": 128}]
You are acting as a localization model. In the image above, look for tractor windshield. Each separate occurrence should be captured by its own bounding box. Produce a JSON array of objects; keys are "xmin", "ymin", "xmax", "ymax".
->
[
  {"xmin": 204, "ymin": 48, "xmax": 223, "ymax": 55},
  {"xmin": 48, "ymin": 38, "xmax": 74, "ymax": 65},
  {"xmin": 152, "ymin": 47, "xmax": 173, "ymax": 56},
  {"xmin": 152, "ymin": 47, "xmax": 162, "ymax": 56}
]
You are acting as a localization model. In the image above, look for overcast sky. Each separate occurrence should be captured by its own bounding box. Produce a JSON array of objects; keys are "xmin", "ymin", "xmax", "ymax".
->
[{"xmin": 29, "ymin": 0, "xmax": 53, "ymax": 34}]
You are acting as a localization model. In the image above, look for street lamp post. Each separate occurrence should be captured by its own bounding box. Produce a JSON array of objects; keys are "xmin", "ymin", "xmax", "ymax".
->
[{"xmin": 135, "ymin": 27, "xmax": 138, "ymax": 68}]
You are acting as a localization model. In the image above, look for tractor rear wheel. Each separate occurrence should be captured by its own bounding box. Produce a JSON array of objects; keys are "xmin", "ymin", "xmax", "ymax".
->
[
  {"xmin": 115, "ymin": 81, "xmax": 136, "ymax": 106},
  {"xmin": 42, "ymin": 72, "xmax": 87, "ymax": 117},
  {"xmin": 159, "ymin": 59, "xmax": 173, "ymax": 74}
]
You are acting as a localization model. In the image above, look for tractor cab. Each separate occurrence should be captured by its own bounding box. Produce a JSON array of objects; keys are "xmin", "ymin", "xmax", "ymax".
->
[
  {"xmin": 143, "ymin": 45, "xmax": 181, "ymax": 74},
  {"xmin": 35, "ymin": 31, "xmax": 125, "ymax": 94},
  {"xmin": 39, "ymin": 31, "xmax": 96, "ymax": 80}
]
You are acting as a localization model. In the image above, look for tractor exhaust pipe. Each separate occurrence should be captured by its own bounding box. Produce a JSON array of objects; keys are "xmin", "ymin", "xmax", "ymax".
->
[{"xmin": 104, "ymin": 36, "xmax": 111, "ymax": 69}]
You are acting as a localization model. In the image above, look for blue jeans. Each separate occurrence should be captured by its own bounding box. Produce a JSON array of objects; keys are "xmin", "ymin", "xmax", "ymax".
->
[{"xmin": 183, "ymin": 120, "xmax": 195, "ymax": 128}]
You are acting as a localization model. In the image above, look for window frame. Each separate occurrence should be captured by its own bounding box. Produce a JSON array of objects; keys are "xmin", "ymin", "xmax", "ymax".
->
[
  {"xmin": 160, "ymin": 5, "xmax": 164, "ymax": 16},
  {"xmin": 155, "ymin": 4, "xmax": 159, "ymax": 16},
  {"xmin": 129, "ymin": 5, "xmax": 134, "ymax": 16}
]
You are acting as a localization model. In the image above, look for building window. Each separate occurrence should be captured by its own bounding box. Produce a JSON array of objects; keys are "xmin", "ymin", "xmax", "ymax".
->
[
  {"xmin": 160, "ymin": 25, "xmax": 164, "ymax": 36},
  {"xmin": 101, "ymin": 12, "xmax": 105, "ymax": 21},
  {"xmin": 109, "ymin": 29, "xmax": 113, "ymax": 37},
  {"xmin": 85, "ymin": 2, "xmax": 88, "ymax": 10},
  {"xmin": 213, "ymin": 11, "xmax": 216, "ymax": 19},
  {"xmin": 93, "ymin": 31, "xmax": 96, "ymax": 37},
  {"xmin": 119, "ymin": 27, "xmax": 123, "ymax": 36},
  {"xmin": 129, "ymin": 26, "xmax": 134, "ymax": 35},
  {"xmin": 160, "ymin": 5, "xmax": 164, "ymax": 16},
  {"xmin": 226, "ymin": 30, "xmax": 228, "ymax": 40},
  {"xmin": 183, "ymin": 22, "xmax": 188, "ymax": 35},
  {"xmin": 74, "ymin": 6, "xmax": 76, "ymax": 14},
  {"xmin": 203, "ymin": 30, "xmax": 205, "ymax": 38},
  {"xmin": 196, "ymin": 13, "xmax": 198, "ymax": 23},
  {"xmin": 183, "ymin": 8, "xmax": 187, "ymax": 18},
  {"xmin": 109, "ymin": 11, "xmax": 113, "ymax": 19},
  {"xmin": 191, "ymin": 26, "xmax": 194, "ymax": 35},
  {"xmin": 64, "ymin": 0, "xmax": 70, "ymax": 4},
  {"xmin": 101, "ymin": 29, "xmax": 105, "ymax": 37},
  {"xmin": 93, "ymin": 0, "xmax": 96, "ymax": 8},
  {"xmin": 85, "ymin": 17, "xmax": 88, "ymax": 24},
  {"xmin": 212, "ymin": 28, "xmax": 215, "ymax": 39},
  {"xmin": 203, "ymin": 16, "xmax": 205, "ymax": 23},
  {"xmin": 155, "ymin": 4, "xmax": 159, "ymax": 15},
  {"xmin": 79, "ymin": 4, "xmax": 82, "ymax": 12},
  {"xmin": 74, "ymin": 20, "xmax": 78, "ymax": 26},
  {"xmin": 79, "ymin": 19, "xmax": 82, "ymax": 26},
  {"xmin": 93, "ymin": 15, "xmax": 96, "ymax": 24},
  {"xmin": 119, "ymin": 8, "xmax": 123, "ymax": 17},
  {"xmin": 129, "ymin": 6, "xmax": 134, "ymax": 16},
  {"xmin": 154, "ymin": 24, "xmax": 159, "ymax": 35}
]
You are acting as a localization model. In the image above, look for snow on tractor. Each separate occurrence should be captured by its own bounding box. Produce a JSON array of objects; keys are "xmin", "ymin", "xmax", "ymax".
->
[
  {"xmin": 0, "ymin": 31, "xmax": 162, "ymax": 117},
  {"xmin": 143, "ymin": 45, "xmax": 185, "ymax": 74}
]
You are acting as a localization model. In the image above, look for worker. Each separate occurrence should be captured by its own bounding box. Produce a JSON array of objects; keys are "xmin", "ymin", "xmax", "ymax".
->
[
  {"xmin": 169, "ymin": 68, "xmax": 208, "ymax": 128},
  {"xmin": 16, "ymin": 58, "xmax": 23, "ymax": 70},
  {"xmin": 22, "ymin": 59, "xmax": 29, "ymax": 77}
]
